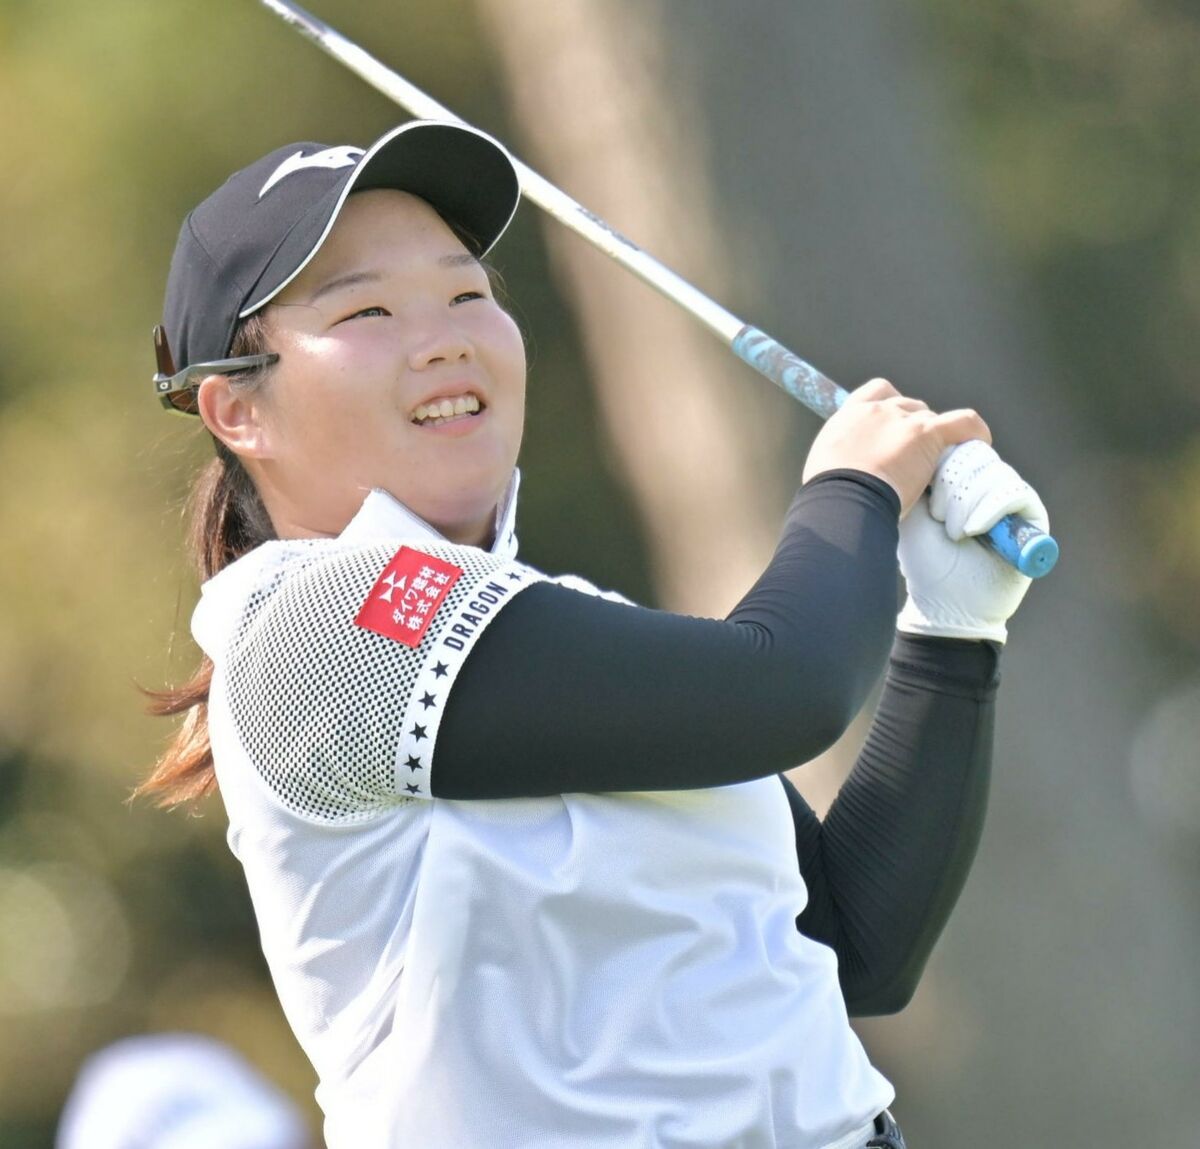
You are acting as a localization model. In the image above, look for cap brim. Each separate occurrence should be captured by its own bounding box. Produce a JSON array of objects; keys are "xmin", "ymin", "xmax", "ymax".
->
[{"xmin": 240, "ymin": 121, "xmax": 520, "ymax": 317}]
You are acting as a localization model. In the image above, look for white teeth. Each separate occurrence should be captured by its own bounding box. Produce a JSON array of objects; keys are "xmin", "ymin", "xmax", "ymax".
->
[{"xmin": 411, "ymin": 392, "xmax": 482, "ymax": 425}]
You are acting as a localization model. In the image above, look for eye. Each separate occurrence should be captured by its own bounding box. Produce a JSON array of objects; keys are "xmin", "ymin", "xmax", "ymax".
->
[
  {"xmin": 337, "ymin": 305, "xmax": 390, "ymax": 323},
  {"xmin": 451, "ymin": 291, "xmax": 485, "ymax": 305}
]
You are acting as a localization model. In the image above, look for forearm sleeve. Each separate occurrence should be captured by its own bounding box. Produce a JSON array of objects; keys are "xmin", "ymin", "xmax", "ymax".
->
[
  {"xmin": 433, "ymin": 471, "xmax": 901, "ymax": 798},
  {"xmin": 786, "ymin": 634, "xmax": 999, "ymax": 1015}
]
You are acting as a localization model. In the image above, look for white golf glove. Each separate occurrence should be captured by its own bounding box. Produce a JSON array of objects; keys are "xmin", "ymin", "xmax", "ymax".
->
[{"xmin": 897, "ymin": 440, "xmax": 1049, "ymax": 644}]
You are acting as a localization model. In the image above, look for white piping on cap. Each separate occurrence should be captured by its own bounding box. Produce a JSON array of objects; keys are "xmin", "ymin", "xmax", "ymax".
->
[{"xmin": 237, "ymin": 120, "xmax": 519, "ymax": 319}]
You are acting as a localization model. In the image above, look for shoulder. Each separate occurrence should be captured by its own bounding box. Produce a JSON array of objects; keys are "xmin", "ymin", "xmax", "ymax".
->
[
  {"xmin": 211, "ymin": 538, "xmax": 547, "ymax": 696},
  {"xmin": 195, "ymin": 538, "xmax": 541, "ymax": 656},
  {"xmin": 201, "ymin": 538, "xmax": 547, "ymax": 820}
]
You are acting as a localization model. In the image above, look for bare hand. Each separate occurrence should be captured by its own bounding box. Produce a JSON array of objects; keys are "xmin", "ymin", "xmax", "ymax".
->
[{"xmin": 802, "ymin": 378, "xmax": 991, "ymax": 516}]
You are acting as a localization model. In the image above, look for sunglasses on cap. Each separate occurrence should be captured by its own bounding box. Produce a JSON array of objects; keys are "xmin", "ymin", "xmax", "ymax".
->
[{"xmin": 152, "ymin": 325, "xmax": 279, "ymax": 416}]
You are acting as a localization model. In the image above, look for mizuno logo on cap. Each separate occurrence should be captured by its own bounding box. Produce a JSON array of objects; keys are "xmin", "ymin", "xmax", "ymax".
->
[{"xmin": 258, "ymin": 146, "xmax": 365, "ymax": 198}]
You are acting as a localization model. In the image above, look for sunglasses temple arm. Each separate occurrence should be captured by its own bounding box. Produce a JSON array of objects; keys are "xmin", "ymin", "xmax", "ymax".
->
[{"xmin": 153, "ymin": 325, "xmax": 178, "ymax": 378}]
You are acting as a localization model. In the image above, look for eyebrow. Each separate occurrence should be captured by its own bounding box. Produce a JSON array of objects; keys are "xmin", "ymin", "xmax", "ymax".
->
[
  {"xmin": 304, "ymin": 253, "xmax": 482, "ymax": 305},
  {"xmin": 305, "ymin": 270, "xmax": 384, "ymax": 305}
]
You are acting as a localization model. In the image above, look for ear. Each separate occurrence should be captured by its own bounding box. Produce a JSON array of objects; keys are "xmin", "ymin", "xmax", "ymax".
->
[{"xmin": 196, "ymin": 374, "xmax": 275, "ymax": 459}]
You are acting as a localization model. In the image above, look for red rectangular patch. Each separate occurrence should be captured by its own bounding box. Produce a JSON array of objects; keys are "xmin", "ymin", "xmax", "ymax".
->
[{"xmin": 354, "ymin": 547, "xmax": 463, "ymax": 648}]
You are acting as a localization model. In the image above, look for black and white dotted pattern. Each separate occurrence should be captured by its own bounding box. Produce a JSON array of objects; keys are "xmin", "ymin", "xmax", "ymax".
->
[{"xmin": 223, "ymin": 541, "xmax": 543, "ymax": 824}]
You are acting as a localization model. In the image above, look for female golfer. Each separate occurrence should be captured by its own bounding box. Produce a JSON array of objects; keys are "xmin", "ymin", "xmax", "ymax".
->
[{"xmin": 143, "ymin": 121, "xmax": 1045, "ymax": 1149}]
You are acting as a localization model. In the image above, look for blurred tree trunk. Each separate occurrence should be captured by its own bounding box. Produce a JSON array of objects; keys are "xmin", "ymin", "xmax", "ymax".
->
[
  {"xmin": 474, "ymin": 0, "xmax": 783, "ymax": 620},
  {"xmin": 478, "ymin": 2, "xmax": 1196, "ymax": 1146},
  {"xmin": 474, "ymin": 0, "xmax": 861, "ymax": 812}
]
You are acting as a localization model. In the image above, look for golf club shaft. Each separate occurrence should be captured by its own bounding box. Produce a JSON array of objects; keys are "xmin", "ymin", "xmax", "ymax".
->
[{"xmin": 258, "ymin": 0, "xmax": 1058, "ymax": 578}]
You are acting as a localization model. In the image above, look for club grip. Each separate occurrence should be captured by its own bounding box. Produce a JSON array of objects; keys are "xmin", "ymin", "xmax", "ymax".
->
[
  {"xmin": 975, "ymin": 514, "xmax": 1059, "ymax": 577},
  {"xmin": 731, "ymin": 325, "xmax": 1058, "ymax": 578}
]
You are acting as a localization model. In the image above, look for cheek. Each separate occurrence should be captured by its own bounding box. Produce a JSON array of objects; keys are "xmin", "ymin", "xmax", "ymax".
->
[
  {"xmin": 506, "ymin": 316, "xmax": 527, "ymax": 370},
  {"xmin": 265, "ymin": 339, "xmax": 387, "ymax": 445},
  {"xmin": 261, "ymin": 381, "xmax": 362, "ymax": 469},
  {"xmin": 495, "ymin": 317, "xmax": 528, "ymax": 403}
]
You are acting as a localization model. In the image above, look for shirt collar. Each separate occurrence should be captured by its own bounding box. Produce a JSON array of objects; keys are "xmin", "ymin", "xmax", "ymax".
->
[
  {"xmin": 339, "ymin": 469, "xmax": 521, "ymax": 559},
  {"xmin": 192, "ymin": 470, "xmax": 521, "ymax": 657}
]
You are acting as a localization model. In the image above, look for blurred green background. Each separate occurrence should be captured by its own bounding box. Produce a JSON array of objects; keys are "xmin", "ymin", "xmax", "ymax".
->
[{"xmin": 1, "ymin": 1, "xmax": 1196, "ymax": 1145}]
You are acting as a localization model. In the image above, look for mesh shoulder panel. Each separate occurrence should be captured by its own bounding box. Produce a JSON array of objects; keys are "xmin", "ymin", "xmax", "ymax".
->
[{"xmin": 220, "ymin": 540, "xmax": 544, "ymax": 824}]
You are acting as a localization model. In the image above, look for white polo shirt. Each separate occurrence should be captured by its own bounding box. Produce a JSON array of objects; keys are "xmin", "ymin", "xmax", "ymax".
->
[{"xmin": 193, "ymin": 476, "xmax": 893, "ymax": 1149}]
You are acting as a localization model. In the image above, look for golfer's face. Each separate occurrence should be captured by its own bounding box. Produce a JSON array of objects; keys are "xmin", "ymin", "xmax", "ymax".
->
[{"xmin": 258, "ymin": 188, "xmax": 527, "ymax": 544}]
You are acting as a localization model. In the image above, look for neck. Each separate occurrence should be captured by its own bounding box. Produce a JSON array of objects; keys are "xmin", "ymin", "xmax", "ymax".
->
[
  {"xmin": 246, "ymin": 462, "xmax": 515, "ymax": 548},
  {"xmin": 260, "ymin": 485, "xmax": 499, "ymax": 548}
]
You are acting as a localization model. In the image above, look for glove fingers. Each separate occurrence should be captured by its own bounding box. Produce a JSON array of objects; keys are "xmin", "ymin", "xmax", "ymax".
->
[
  {"xmin": 932, "ymin": 440, "xmax": 1048, "ymax": 540},
  {"xmin": 931, "ymin": 440, "xmax": 997, "ymax": 536},
  {"xmin": 961, "ymin": 483, "xmax": 1049, "ymax": 537}
]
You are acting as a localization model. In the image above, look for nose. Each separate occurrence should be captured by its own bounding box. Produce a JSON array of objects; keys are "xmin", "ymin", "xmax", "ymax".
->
[{"xmin": 407, "ymin": 313, "xmax": 474, "ymax": 371}]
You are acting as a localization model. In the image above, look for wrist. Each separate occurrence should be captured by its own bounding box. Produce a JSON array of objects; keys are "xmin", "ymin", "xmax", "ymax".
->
[
  {"xmin": 800, "ymin": 468, "xmax": 902, "ymax": 517},
  {"xmin": 896, "ymin": 593, "xmax": 1008, "ymax": 645}
]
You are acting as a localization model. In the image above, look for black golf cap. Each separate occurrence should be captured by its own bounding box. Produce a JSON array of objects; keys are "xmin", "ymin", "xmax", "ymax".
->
[{"xmin": 156, "ymin": 120, "xmax": 520, "ymax": 412}]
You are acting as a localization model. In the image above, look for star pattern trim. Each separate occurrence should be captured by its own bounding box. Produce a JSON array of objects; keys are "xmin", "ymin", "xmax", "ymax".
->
[{"xmin": 396, "ymin": 558, "xmax": 543, "ymax": 803}]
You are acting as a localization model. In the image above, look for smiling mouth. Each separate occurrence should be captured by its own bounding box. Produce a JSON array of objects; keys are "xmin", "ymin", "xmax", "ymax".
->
[{"xmin": 411, "ymin": 392, "xmax": 483, "ymax": 427}]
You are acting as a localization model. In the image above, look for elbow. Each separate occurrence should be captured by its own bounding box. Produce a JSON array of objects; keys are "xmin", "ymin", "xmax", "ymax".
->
[
  {"xmin": 843, "ymin": 963, "xmax": 922, "ymax": 1018},
  {"xmin": 786, "ymin": 639, "xmax": 887, "ymax": 760},
  {"xmin": 801, "ymin": 715, "xmax": 853, "ymax": 764},
  {"xmin": 794, "ymin": 680, "xmax": 861, "ymax": 760},
  {"xmin": 847, "ymin": 978, "xmax": 918, "ymax": 1018}
]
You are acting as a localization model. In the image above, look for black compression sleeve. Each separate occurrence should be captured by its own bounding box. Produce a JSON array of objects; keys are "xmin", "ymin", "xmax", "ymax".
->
[
  {"xmin": 785, "ymin": 634, "xmax": 999, "ymax": 1016},
  {"xmin": 433, "ymin": 471, "xmax": 900, "ymax": 799}
]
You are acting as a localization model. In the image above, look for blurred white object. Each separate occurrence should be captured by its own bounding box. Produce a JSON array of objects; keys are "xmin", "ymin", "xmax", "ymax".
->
[{"xmin": 56, "ymin": 1033, "xmax": 311, "ymax": 1149}]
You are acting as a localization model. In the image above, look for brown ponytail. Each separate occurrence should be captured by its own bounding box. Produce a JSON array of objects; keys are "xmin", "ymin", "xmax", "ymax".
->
[{"xmin": 136, "ymin": 314, "xmax": 277, "ymax": 806}]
